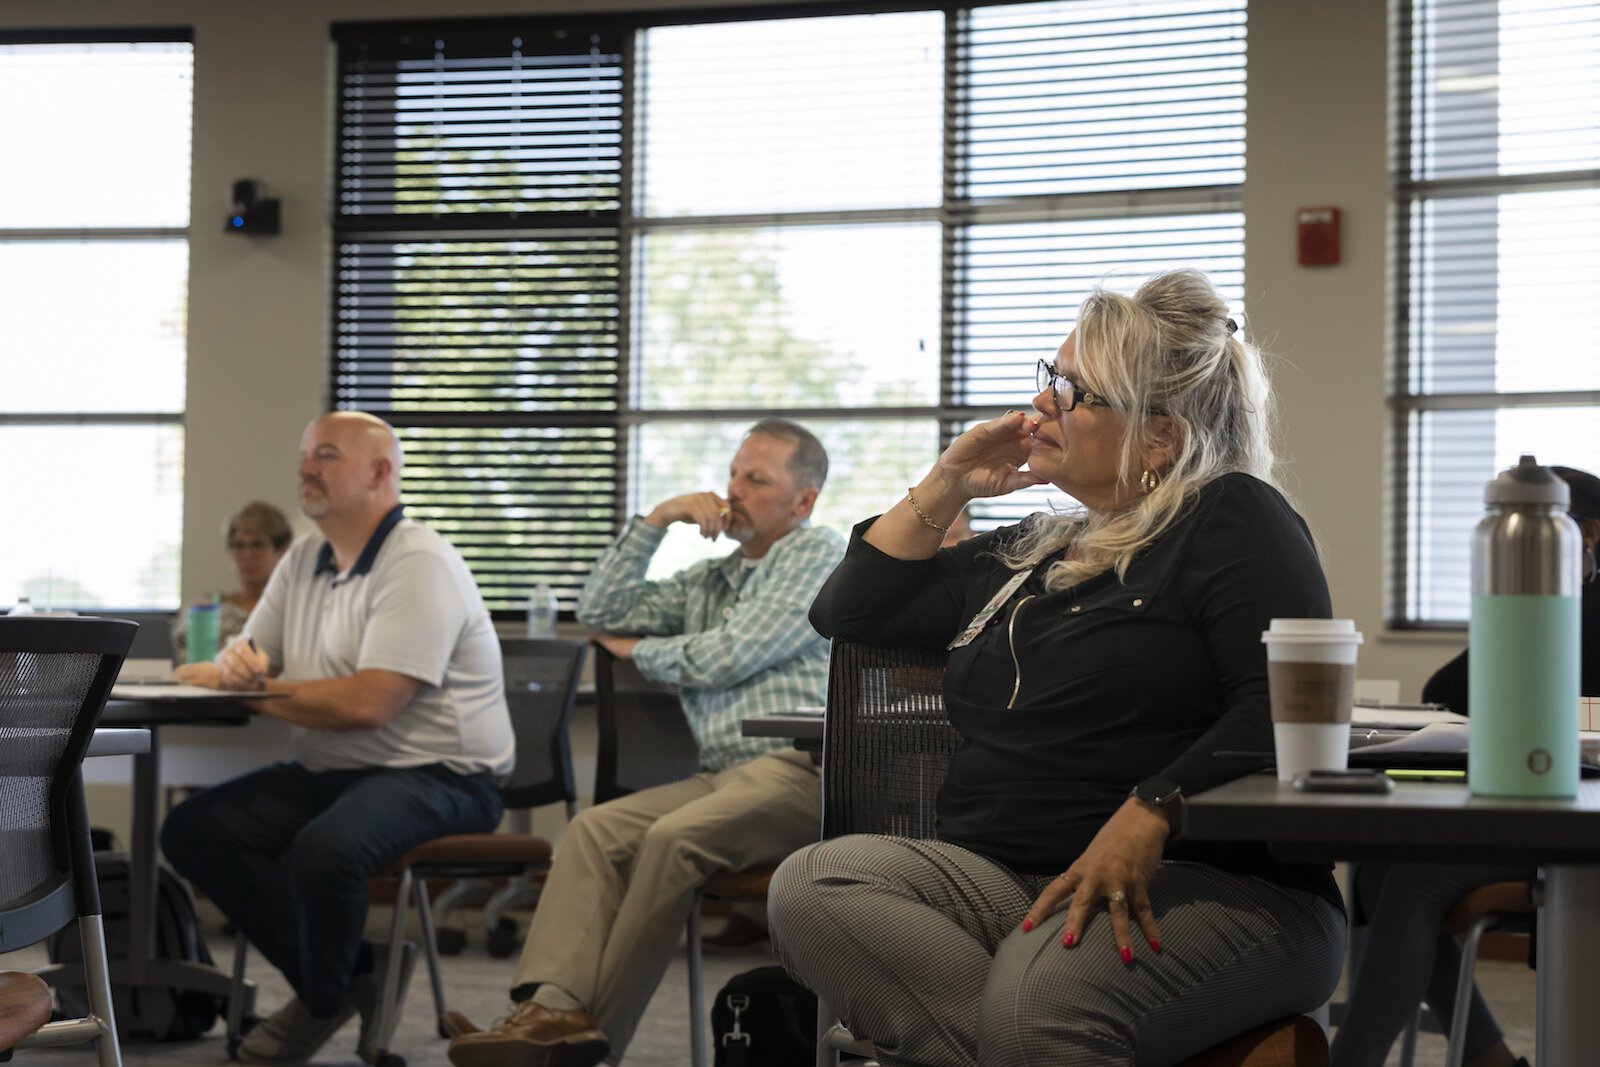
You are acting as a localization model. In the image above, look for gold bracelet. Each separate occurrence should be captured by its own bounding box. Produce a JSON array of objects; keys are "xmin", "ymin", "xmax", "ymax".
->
[{"xmin": 906, "ymin": 486, "xmax": 950, "ymax": 533}]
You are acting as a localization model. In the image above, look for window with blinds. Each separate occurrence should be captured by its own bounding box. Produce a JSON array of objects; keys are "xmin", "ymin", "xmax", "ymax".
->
[
  {"xmin": 333, "ymin": 2, "xmax": 1248, "ymax": 613},
  {"xmin": 332, "ymin": 23, "xmax": 626, "ymax": 611},
  {"xmin": 1396, "ymin": 0, "xmax": 1600, "ymax": 626},
  {"xmin": 0, "ymin": 33, "xmax": 192, "ymax": 612}
]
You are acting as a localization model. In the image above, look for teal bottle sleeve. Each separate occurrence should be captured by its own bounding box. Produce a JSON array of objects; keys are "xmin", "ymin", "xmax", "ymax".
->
[
  {"xmin": 185, "ymin": 604, "xmax": 221, "ymax": 665},
  {"xmin": 1468, "ymin": 593, "xmax": 1581, "ymax": 798}
]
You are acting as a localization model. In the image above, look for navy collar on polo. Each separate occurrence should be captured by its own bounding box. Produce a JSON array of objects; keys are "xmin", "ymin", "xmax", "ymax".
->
[{"xmin": 313, "ymin": 504, "xmax": 406, "ymax": 586}]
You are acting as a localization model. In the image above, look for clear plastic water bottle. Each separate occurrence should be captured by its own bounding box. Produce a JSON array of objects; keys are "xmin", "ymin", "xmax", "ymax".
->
[
  {"xmin": 7, "ymin": 596, "xmax": 35, "ymax": 616},
  {"xmin": 1469, "ymin": 454, "xmax": 1581, "ymax": 798},
  {"xmin": 526, "ymin": 585, "xmax": 558, "ymax": 638}
]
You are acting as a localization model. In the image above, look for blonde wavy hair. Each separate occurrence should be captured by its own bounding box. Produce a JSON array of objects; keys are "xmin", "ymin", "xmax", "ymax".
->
[{"xmin": 998, "ymin": 269, "xmax": 1278, "ymax": 590}]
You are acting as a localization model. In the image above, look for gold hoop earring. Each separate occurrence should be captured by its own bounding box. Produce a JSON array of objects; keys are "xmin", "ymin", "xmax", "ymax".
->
[{"xmin": 1140, "ymin": 469, "xmax": 1161, "ymax": 494}]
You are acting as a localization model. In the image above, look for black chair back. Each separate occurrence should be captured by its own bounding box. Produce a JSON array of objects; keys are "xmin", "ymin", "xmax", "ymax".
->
[
  {"xmin": 92, "ymin": 611, "xmax": 176, "ymax": 662},
  {"xmin": 820, "ymin": 640, "xmax": 957, "ymax": 842},
  {"xmin": 498, "ymin": 638, "xmax": 585, "ymax": 811},
  {"xmin": 0, "ymin": 617, "xmax": 135, "ymax": 950},
  {"xmin": 591, "ymin": 643, "xmax": 700, "ymax": 804}
]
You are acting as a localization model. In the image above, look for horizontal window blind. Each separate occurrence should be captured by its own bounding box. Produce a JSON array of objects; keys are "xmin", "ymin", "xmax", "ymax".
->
[
  {"xmin": 956, "ymin": 0, "xmax": 1246, "ymax": 199},
  {"xmin": 950, "ymin": 214, "xmax": 1245, "ymax": 410},
  {"xmin": 636, "ymin": 12, "xmax": 943, "ymax": 216},
  {"xmin": 1, "ymin": 34, "xmax": 191, "ymax": 612},
  {"xmin": 1397, "ymin": 0, "xmax": 1600, "ymax": 625},
  {"xmin": 0, "ymin": 38, "xmax": 193, "ymax": 228},
  {"xmin": 333, "ymin": 24, "xmax": 626, "ymax": 613}
]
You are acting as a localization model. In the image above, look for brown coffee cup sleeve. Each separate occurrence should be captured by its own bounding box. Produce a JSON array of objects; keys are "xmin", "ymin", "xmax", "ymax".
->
[{"xmin": 1267, "ymin": 661, "xmax": 1356, "ymax": 724}]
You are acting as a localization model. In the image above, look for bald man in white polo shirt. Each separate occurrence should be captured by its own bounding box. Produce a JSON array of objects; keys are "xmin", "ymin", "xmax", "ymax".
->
[{"xmin": 166, "ymin": 411, "xmax": 513, "ymax": 1065}]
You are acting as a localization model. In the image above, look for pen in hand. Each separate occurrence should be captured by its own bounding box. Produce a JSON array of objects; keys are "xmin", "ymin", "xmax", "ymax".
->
[{"xmin": 246, "ymin": 638, "xmax": 267, "ymax": 691}]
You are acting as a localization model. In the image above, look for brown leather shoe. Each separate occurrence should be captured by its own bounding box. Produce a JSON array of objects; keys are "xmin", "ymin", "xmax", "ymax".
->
[
  {"xmin": 440, "ymin": 1010, "xmax": 481, "ymax": 1039},
  {"xmin": 447, "ymin": 1002, "xmax": 610, "ymax": 1067}
]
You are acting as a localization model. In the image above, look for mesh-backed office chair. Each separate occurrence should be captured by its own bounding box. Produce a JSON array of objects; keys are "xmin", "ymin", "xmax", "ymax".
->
[
  {"xmin": 591, "ymin": 643, "xmax": 700, "ymax": 804},
  {"xmin": 1394, "ymin": 880, "xmax": 1535, "ymax": 1067},
  {"xmin": 224, "ymin": 637, "xmax": 587, "ymax": 1065},
  {"xmin": 0, "ymin": 616, "xmax": 136, "ymax": 1067},
  {"xmin": 816, "ymin": 640, "xmax": 1330, "ymax": 1067},
  {"xmin": 590, "ymin": 643, "xmax": 776, "ymax": 1067},
  {"xmin": 433, "ymin": 638, "xmax": 585, "ymax": 958}
]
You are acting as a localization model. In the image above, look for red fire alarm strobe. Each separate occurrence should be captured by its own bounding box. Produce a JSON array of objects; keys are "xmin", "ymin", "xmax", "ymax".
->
[{"xmin": 1297, "ymin": 207, "xmax": 1341, "ymax": 266}]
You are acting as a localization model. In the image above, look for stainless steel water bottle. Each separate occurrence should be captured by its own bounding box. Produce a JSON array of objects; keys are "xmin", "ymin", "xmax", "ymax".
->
[{"xmin": 1469, "ymin": 454, "xmax": 1582, "ymax": 797}]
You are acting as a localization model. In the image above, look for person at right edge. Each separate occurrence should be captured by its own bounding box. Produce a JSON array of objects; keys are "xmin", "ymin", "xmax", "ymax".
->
[
  {"xmin": 1331, "ymin": 466, "xmax": 1600, "ymax": 1067},
  {"xmin": 768, "ymin": 269, "xmax": 1346, "ymax": 1064}
]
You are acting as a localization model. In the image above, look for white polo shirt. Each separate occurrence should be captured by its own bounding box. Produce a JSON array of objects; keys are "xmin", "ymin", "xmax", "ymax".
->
[{"xmin": 243, "ymin": 507, "xmax": 514, "ymax": 778}]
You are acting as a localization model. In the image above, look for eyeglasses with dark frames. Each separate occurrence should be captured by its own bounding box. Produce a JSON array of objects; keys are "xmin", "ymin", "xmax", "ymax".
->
[{"xmin": 1035, "ymin": 359, "xmax": 1109, "ymax": 413}]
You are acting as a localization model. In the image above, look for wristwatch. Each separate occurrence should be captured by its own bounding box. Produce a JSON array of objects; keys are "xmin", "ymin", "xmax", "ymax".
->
[{"xmin": 1130, "ymin": 776, "xmax": 1184, "ymax": 837}]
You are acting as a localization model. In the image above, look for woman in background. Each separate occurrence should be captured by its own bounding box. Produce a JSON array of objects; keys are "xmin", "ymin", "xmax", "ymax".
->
[{"xmin": 172, "ymin": 501, "xmax": 292, "ymax": 661}]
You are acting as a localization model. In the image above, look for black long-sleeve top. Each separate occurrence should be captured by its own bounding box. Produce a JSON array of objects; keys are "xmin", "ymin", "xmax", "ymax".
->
[
  {"xmin": 811, "ymin": 472, "xmax": 1340, "ymax": 906},
  {"xmin": 1422, "ymin": 579, "xmax": 1600, "ymax": 714}
]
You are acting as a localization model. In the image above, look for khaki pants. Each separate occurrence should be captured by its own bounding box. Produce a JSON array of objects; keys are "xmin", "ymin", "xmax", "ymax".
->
[{"xmin": 512, "ymin": 749, "xmax": 820, "ymax": 1057}]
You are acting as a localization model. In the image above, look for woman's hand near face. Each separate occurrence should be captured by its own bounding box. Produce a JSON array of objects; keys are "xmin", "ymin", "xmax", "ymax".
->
[
  {"xmin": 1020, "ymin": 797, "xmax": 1169, "ymax": 962},
  {"xmin": 934, "ymin": 412, "xmax": 1048, "ymax": 501},
  {"xmin": 864, "ymin": 412, "xmax": 1047, "ymax": 560}
]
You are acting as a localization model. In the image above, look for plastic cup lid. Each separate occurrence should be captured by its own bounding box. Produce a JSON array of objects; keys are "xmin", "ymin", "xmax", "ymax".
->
[{"xmin": 1261, "ymin": 618, "xmax": 1363, "ymax": 644}]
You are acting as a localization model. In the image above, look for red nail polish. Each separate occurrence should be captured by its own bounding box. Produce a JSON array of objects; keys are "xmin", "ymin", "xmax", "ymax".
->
[
  {"xmin": 1061, "ymin": 931, "xmax": 1076, "ymax": 948},
  {"xmin": 1149, "ymin": 938, "xmax": 1162, "ymax": 953},
  {"xmin": 1021, "ymin": 918, "xmax": 1033, "ymax": 933},
  {"xmin": 1119, "ymin": 946, "xmax": 1133, "ymax": 964}
]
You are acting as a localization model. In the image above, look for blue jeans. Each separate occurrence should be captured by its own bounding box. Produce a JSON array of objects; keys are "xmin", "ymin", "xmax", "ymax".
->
[{"xmin": 161, "ymin": 761, "xmax": 503, "ymax": 1016}]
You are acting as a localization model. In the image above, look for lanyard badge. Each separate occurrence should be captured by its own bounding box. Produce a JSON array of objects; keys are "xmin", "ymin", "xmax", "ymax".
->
[{"xmin": 948, "ymin": 569, "xmax": 1031, "ymax": 650}]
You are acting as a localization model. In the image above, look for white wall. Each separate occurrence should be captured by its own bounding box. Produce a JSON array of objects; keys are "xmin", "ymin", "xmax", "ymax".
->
[
  {"xmin": 3, "ymin": 0, "xmax": 1466, "ymax": 831},
  {"xmin": 1246, "ymin": 0, "xmax": 1465, "ymax": 685}
]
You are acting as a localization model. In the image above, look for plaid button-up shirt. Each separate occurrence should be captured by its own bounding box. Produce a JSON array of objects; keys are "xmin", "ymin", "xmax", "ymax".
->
[{"xmin": 577, "ymin": 517, "xmax": 845, "ymax": 772}]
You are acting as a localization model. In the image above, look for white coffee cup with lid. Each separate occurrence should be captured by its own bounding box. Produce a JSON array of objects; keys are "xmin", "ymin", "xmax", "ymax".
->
[{"xmin": 1262, "ymin": 619, "xmax": 1364, "ymax": 782}]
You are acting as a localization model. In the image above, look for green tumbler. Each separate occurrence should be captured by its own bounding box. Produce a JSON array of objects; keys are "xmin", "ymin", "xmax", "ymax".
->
[{"xmin": 186, "ymin": 602, "xmax": 220, "ymax": 664}]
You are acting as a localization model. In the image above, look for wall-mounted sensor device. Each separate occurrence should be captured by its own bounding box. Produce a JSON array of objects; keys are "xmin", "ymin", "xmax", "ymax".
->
[{"xmin": 227, "ymin": 179, "xmax": 281, "ymax": 236}]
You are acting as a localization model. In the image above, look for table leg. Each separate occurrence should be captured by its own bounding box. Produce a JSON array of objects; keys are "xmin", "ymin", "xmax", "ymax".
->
[
  {"xmin": 125, "ymin": 725, "xmax": 162, "ymax": 986},
  {"xmin": 1537, "ymin": 863, "xmax": 1600, "ymax": 1059}
]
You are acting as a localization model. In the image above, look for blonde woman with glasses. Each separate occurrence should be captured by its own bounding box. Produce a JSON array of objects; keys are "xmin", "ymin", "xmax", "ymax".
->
[{"xmin": 770, "ymin": 270, "xmax": 1346, "ymax": 1065}]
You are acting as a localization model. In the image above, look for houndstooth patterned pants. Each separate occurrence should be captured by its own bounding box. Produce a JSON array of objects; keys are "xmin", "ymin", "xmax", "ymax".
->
[{"xmin": 769, "ymin": 834, "xmax": 1345, "ymax": 1067}]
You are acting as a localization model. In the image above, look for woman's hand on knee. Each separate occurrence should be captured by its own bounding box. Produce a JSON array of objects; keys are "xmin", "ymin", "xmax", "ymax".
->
[{"xmin": 1019, "ymin": 798, "xmax": 1168, "ymax": 963}]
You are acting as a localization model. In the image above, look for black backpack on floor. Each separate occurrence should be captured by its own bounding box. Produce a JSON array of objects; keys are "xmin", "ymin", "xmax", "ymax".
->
[
  {"xmin": 711, "ymin": 965, "xmax": 817, "ymax": 1067},
  {"xmin": 47, "ymin": 851, "xmax": 224, "ymax": 1041}
]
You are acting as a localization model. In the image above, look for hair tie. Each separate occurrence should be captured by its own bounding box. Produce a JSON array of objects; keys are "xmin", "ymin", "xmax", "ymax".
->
[{"xmin": 1225, "ymin": 318, "xmax": 1238, "ymax": 335}]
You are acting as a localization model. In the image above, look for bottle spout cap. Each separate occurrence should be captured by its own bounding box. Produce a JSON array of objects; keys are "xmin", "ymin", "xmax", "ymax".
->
[{"xmin": 1485, "ymin": 454, "xmax": 1571, "ymax": 508}]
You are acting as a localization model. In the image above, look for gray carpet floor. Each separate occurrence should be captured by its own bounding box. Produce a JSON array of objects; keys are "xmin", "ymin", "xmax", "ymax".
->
[{"xmin": 1, "ymin": 912, "xmax": 1539, "ymax": 1065}]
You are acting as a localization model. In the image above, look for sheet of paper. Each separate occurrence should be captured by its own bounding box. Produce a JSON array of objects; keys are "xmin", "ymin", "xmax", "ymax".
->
[
  {"xmin": 1351, "ymin": 706, "xmax": 1468, "ymax": 729},
  {"xmin": 1357, "ymin": 723, "xmax": 1600, "ymax": 757},
  {"xmin": 110, "ymin": 683, "xmax": 276, "ymax": 701}
]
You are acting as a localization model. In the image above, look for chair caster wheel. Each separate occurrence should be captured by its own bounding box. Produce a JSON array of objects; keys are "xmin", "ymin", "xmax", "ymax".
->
[
  {"xmin": 435, "ymin": 926, "xmax": 468, "ymax": 956},
  {"xmin": 486, "ymin": 916, "xmax": 520, "ymax": 958}
]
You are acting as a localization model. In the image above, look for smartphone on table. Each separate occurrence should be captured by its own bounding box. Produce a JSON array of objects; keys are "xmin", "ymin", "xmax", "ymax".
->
[{"xmin": 1291, "ymin": 768, "xmax": 1394, "ymax": 794}]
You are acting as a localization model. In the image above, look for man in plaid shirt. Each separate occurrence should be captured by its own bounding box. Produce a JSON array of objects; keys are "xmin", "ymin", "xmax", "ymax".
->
[{"xmin": 449, "ymin": 418, "xmax": 844, "ymax": 1067}]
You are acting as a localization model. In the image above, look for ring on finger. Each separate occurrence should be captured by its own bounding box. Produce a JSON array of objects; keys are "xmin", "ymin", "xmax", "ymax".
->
[{"xmin": 1108, "ymin": 890, "xmax": 1127, "ymax": 906}]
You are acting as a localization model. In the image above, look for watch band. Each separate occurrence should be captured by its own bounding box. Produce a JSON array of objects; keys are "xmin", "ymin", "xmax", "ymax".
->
[{"xmin": 1131, "ymin": 776, "xmax": 1184, "ymax": 836}]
